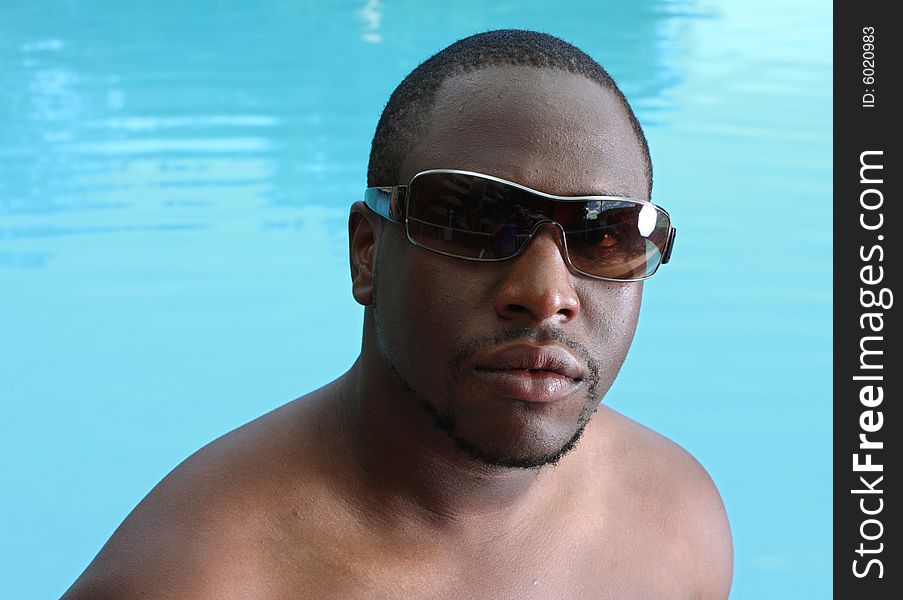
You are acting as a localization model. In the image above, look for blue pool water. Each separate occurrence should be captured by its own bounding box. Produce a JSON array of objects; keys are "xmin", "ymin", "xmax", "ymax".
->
[{"xmin": 0, "ymin": 1, "xmax": 831, "ymax": 597}]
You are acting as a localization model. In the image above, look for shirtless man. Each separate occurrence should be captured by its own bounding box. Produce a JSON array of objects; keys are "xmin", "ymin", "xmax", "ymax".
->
[{"xmin": 63, "ymin": 30, "xmax": 732, "ymax": 599}]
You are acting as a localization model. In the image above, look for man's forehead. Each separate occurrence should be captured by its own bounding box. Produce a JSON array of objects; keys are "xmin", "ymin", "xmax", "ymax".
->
[{"xmin": 399, "ymin": 65, "xmax": 648, "ymax": 199}]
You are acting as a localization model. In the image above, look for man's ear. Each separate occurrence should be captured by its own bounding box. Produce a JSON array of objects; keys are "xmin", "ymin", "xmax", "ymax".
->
[{"xmin": 348, "ymin": 201, "xmax": 379, "ymax": 306}]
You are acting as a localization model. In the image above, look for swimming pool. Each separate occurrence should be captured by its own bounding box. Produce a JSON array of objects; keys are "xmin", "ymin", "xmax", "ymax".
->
[{"xmin": 0, "ymin": 1, "xmax": 831, "ymax": 597}]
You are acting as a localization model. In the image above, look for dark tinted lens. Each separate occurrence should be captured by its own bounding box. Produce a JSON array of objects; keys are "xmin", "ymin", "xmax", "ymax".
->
[
  {"xmin": 406, "ymin": 172, "xmax": 532, "ymax": 259},
  {"xmin": 405, "ymin": 172, "xmax": 671, "ymax": 280},
  {"xmin": 564, "ymin": 201, "xmax": 671, "ymax": 279}
]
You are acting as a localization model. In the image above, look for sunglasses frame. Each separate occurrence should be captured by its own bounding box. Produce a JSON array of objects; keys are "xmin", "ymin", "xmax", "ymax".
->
[{"xmin": 363, "ymin": 169, "xmax": 676, "ymax": 282}]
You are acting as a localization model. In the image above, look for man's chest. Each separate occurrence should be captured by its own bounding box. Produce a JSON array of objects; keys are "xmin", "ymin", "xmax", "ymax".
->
[{"xmin": 257, "ymin": 528, "xmax": 692, "ymax": 600}]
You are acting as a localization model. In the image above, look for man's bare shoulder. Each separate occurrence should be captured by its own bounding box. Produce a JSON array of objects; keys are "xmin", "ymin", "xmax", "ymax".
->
[
  {"xmin": 61, "ymin": 388, "xmax": 344, "ymax": 599},
  {"xmin": 588, "ymin": 406, "xmax": 734, "ymax": 599}
]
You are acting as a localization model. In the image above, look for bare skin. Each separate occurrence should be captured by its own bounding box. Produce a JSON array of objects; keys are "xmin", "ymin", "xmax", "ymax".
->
[{"xmin": 62, "ymin": 65, "xmax": 733, "ymax": 600}]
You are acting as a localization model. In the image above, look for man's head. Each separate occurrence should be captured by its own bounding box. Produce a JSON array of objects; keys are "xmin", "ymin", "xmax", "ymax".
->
[{"xmin": 350, "ymin": 30, "xmax": 652, "ymax": 470}]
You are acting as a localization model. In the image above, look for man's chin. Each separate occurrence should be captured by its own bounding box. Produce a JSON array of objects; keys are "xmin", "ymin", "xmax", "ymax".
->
[
  {"xmin": 385, "ymin": 356, "xmax": 598, "ymax": 469},
  {"xmin": 454, "ymin": 428, "xmax": 588, "ymax": 470},
  {"xmin": 428, "ymin": 405, "xmax": 595, "ymax": 470}
]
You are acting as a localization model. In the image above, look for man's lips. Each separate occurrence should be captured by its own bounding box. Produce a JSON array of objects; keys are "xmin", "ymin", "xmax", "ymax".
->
[{"xmin": 471, "ymin": 344, "xmax": 585, "ymax": 403}]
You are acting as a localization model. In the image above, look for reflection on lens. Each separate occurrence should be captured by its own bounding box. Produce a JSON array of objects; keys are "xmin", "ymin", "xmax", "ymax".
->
[
  {"xmin": 637, "ymin": 204, "xmax": 657, "ymax": 237},
  {"xmin": 407, "ymin": 172, "xmax": 526, "ymax": 259}
]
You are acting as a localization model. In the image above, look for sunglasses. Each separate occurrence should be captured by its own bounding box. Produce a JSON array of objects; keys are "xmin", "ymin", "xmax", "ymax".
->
[{"xmin": 363, "ymin": 169, "xmax": 676, "ymax": 282}]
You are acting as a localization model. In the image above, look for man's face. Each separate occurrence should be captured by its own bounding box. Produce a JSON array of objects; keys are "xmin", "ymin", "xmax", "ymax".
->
[{"xmin": 372, "ymin": 65, "xmax": 649, "ymax": 468}]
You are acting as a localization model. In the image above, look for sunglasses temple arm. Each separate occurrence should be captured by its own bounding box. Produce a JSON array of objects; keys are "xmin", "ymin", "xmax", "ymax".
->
[
  {"xmin": 363, "ymin": 186, "xmax": 407, "ymax": 223},
  {"xmin": 661, "ymin": 228, "xmax": 676, "ymax": 264}
]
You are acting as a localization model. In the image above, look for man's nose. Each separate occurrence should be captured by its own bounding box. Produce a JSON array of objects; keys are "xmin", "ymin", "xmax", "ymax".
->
[{"xmin": 494, "ymin": 224, "xmax": 581, "ymax": 324}]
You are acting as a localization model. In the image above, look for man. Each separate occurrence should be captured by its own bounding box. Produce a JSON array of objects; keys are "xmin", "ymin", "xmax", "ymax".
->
[{"xmin": 63, "ymin": 30, "xmax": 732, "ymax": 599}]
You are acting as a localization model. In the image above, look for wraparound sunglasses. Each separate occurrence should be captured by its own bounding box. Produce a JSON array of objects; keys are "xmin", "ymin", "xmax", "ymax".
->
[{"xmin": 364, "ymin": 169, "xmax": 676, "ymax": 282}]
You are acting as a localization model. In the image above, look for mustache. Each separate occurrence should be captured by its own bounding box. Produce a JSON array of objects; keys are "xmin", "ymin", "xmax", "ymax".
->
[{"xmin": 449, "ymin": 326, "xmax": 601, "ymax": 389}]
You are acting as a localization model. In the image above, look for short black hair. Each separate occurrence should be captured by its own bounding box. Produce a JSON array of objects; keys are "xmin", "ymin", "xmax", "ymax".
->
[{"xmin": 367, "ymin": 29, "xmax": 653, "ymax": 196}]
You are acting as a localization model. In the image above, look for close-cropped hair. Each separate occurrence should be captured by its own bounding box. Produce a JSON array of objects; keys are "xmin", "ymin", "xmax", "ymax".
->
[{"xmin": 367, "ymin": 29, "xmax": 653, "ymax": 196}]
